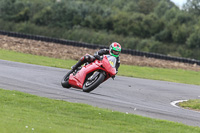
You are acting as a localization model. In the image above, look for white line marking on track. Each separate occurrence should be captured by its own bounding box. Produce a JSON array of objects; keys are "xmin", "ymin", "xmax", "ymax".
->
[
  {"xmin": 170, "ymin": 100, "xmax": 188, "ymax": 108},
  {"xmin": 171, "ymin": 99, "xmax": 200, "ymax": 114}
]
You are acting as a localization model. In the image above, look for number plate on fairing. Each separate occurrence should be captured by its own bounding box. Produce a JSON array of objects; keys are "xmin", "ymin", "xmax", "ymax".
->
[{"xmin": 106, "ymin": 55, "xmax": 116, "ymax": 68}]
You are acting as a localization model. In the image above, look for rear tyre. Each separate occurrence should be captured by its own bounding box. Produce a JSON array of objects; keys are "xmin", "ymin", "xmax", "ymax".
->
[
  {"xmin": 61, "ymin": 70, "xmax": 73, "ymax": 88},
  {"xmin": 83, "ymin": 71, "xmax": 105, "ymax": 92}
]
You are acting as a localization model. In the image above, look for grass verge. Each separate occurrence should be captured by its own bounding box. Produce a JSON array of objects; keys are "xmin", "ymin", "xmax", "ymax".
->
[
  {"xmin": 179, "ymin": 100, "xmax": 200, "ymax": 112},
  {"xmin": 0, "ymin": 88, "xmax": 200, "ymax": 133},
  {"xmin": 0, "ymin": 49, "xmax": 200, "ymax": 85}
]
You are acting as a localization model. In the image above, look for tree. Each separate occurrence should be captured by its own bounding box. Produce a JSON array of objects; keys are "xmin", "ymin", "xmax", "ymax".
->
[
  {"xmin": 33, "ymin": 6, "xmax": 53, "ymax": 25},
  {"xmin": 164, "ymin": 7, "xmax": 179, "ymax": 21},
  {"xmin": 186, "ymin": 27, "xmax": 200, "ymax": 48},
  {"xmin": 172, "ymin": 24, "xmax": 190, "ymax": 44},
  {"xmin": 50, "ymin": 1, "xmax": 79, "ymax": 28},
  {"xmin": 0, "ymin": 0, "xmax": 29, "ymax": 21},
  {"xmin": 141, "ymin": 14, "xmax": 164, "ymax": 37},
  {"xmin": 123, "ymin": 1, "xmax": 139, "ymax": 12},
  {"xmin": 154, "ymin": 0, "xmax": 176, "ymax": 17},
  {"xmin": 0, "ymin": 0, "xmax": 16, "ymax": 19},
  {"xmin": 138, "ymin": 0, "xmax": 157, "ymax": 14},
  {"xmin": 183, "ymin": 0, "xmax": 200, "ymax": 15}
]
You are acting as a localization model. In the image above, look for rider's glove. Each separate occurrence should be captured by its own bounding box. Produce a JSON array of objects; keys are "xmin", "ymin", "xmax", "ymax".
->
[{"xmin": 94, "ymin": 54, "xmax": 101, "ymax": 60}]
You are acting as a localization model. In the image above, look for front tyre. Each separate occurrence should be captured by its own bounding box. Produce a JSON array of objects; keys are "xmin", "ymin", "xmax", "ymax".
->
[
  {"xmin": 83, "ymin": 71, "xmax": 105, "ymax": 92},
  {"xmin": 61, "ymin": 70, "xmax": 73, "ymax": 88}
]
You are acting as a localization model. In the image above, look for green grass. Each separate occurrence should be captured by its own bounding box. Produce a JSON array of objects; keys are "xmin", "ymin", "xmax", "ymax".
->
[
  {"xmin": 0, "ymin": 49, "xmax": 77, "ymax": 69},
  {"xmin": 0, "ymin": 88, "xmax": 200, "ymax": 133},
  {"xmin": 119, "ymin": 65, "xmax": 200, "ymax": 85},
  {"xmin": 1, "ymin": 49, "xmax": 200, "ymax": 85},
  {"xmin": 179, "ymin": 100, "xmax": 200, "ymax": 111}
]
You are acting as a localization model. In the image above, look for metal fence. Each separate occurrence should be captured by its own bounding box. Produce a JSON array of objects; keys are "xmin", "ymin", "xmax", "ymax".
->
[{"xmin": 0, "ymin": 30, "xmax": 200, "ymax": 65}]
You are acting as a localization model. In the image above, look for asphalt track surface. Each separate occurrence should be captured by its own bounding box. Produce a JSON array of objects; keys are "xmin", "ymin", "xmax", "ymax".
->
[{"xmin": 1, "ymin": 59, "xmax": 200, "ymax": 127}]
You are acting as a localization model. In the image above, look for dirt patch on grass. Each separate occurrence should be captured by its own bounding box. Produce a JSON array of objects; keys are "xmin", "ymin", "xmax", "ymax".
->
[{"xmin": 0, "ymin": 35, "xmax": 200, "ymax": 71}]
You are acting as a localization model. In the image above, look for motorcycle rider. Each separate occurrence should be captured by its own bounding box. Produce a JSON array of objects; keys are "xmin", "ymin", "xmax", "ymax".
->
[{"xmin": 71, "ymin": 42, "xmax": 121, "ymax": 75}]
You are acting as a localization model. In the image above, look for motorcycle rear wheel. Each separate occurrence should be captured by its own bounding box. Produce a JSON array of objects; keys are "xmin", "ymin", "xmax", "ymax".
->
[
  {"xmin": 61, "ymin": 70, "xmax": 73, "ymax": 88},
  {"xmin": 83, "ymin": 71, "xmax": 105, "ymax": 92}
]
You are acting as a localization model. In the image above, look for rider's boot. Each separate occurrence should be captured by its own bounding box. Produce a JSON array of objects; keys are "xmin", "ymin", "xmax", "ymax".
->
[{"xmin": 71, "ymin": 60, "xmax": 84, "ymax": 71}]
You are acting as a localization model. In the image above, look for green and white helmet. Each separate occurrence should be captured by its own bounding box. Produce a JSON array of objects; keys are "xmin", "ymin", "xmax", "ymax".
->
[{"xmin": 109, "ymin": 42, "xmax": 121, "ymax": 57}]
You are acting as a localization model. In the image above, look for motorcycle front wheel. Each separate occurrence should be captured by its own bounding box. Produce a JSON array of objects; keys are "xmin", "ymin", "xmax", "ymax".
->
[
  {"xmin": 83, "ymin": 71, "xmax": 105, "ymax": 92},
  {"xmin": 61, "ymin": 70, "xmax": 73, "ymax": 88}
]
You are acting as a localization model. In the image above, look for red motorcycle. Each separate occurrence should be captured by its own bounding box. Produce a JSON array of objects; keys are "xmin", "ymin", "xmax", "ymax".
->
[{"xmin": 61, "ymin": 55, "xmax": 117, "ymax": 92}]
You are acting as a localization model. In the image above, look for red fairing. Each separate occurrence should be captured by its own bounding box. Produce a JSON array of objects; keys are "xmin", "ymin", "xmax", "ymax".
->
[{"xmin": 68, "ymin": 55, "xmax": 116, "ymax": 89}]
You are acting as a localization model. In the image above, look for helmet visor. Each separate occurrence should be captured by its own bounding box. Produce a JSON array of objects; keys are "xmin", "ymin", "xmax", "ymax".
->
[{"xmin": 112, "ymin": 50, "xmax": 120, "ymax": 55}]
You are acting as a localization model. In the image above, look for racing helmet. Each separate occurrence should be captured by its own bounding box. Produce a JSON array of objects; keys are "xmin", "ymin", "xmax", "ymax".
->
[{"xmin": 109, "ymin": 42, "xmax": 121, "ymax": 57}]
